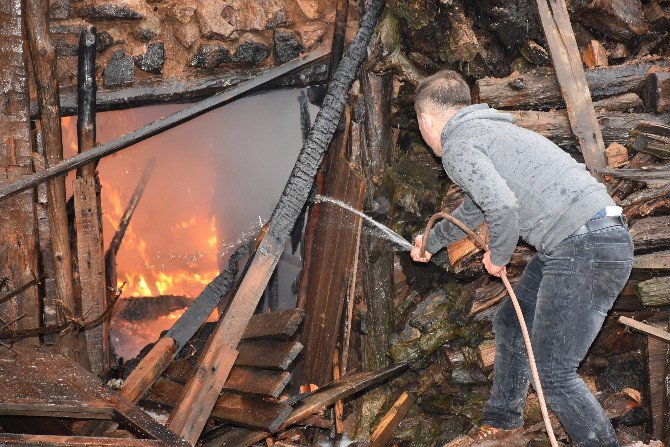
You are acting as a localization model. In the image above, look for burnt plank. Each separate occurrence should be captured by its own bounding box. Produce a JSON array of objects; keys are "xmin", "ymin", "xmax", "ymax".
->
[
  {"xmin": 223, "ymin": 367, "xmax": 291, "ymax": 398},
  {"xmin": 211, "ymin": 393, "xmax": 292, "ymax": 431},
  {"xmin": 242, "ymin": 308, "xmax": 304, "ymax": 341},
  {"xmin": 236, "ymin": 340, "xmax": 303, "ymax": 370}
]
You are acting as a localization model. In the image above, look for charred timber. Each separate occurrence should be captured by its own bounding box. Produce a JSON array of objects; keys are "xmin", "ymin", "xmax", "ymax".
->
[
  {"xmin": 73, "ymin": 27, "xmax": 108, "ymax": 373},
  {"xmin": 474, "ymin": 60, "xmax": 670, "ymax": 110},
  {"xmin": 0, "ymin": 48, "xmax": 330, "ymax": 204},
  {"xmin": 30, "ymin": 60, "xmax": 329, "ymax": 118}
]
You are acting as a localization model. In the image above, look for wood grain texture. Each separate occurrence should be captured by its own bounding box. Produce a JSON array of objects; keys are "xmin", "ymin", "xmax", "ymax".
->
[
  {"xmin": 370, "ymin": 392, "xmax": 416, "ymax": 447},
  {"xmin": 242, "ymin": 308, "xmax": 304, "ymax": 340},
  {"xmin": 236, "ymin": 340, "xmax": 303, "ymax": 370}
]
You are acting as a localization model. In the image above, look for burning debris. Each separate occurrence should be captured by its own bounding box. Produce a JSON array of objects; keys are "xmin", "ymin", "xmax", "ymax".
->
[{"xmin": 0, "ymin": 0, "xmax": 670, "ymax": 446}]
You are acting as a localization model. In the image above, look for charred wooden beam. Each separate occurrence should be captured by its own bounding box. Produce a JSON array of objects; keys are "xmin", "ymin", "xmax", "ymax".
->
[
  {"xmin": 166, "ymin": 1, "xmax": 385, "ymax": 442},
  {"xmin": 474, "ymin": 60, "xmax": 670, "ymax": 111},
  {"xmin": 0, "ymin": 434, "xmax": 165, "ymax": 447},
  {"xmin": 535, "ymin": 0, "xmax": 607, "ymax": 177},
  {"xmin": 630, "ymin": 216, "xmax": 670, "ymax": 252},
  {"xmin": 0, "ymin": 48, "xmax": 330, "ymax": 204},
  {"xmin": 598, "ymin": 166, "xmax": 670, "ymax": 181},
  {"xmin": 29, "ymin": 61, "xmax": 330, "ymax": 118},
  {"xmin": 73, "ymin": 27, "xmax": 108, "ymax": 374},
  {"xmin": 25, "ymin": 0, "xmax": 78, "ymax": 359},
  {"xmin": 210, "ymin": 393, "xmax": 292, "ymax": 432}
]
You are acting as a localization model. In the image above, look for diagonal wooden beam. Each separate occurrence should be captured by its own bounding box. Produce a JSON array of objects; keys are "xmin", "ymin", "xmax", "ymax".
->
[{"xmin": 535, "ymin": 0, "xmax": 607, "ymax": 180}]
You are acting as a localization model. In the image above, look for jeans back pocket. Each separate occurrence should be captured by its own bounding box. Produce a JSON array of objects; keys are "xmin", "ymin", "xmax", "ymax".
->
[{"xmin": 591, "ymin": 259, "xmax": 633, "ymax": 315}]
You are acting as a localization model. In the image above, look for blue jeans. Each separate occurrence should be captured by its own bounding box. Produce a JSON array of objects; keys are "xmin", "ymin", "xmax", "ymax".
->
[{"xmin": 482, "ymin": 224, "xmax": 633, "ymax": 447}]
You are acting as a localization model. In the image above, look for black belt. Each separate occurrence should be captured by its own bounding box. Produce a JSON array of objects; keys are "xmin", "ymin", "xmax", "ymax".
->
[{"xmin": 570, "ymin": 215, "xmax": 627, "ymax": 237}]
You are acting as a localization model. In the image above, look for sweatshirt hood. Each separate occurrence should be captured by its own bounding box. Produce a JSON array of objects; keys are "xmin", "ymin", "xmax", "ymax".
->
[{"xmin": 441, "ymin": 104, "xmax": 514, "ymax": 146}]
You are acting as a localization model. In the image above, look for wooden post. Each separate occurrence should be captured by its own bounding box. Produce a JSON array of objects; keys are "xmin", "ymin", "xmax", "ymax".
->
[
  {"xmin": 166, "ymin": 1, "xmax": 385, "ymax": 443},
  {"xmin": 25, "ymin": 0, "xmax": 80, "ymax": 361},
  {"xmin": 535, "ymin": 0, "xmax": 608, "ymax": 180},
  {"xmin": 356, "ymin": 70, "xmax": 395, "ymax": 436},
  {"xmin": 73, "ymin": 28, "xmax": 108, "ymax": 373},
  {"xmin": 0, "ymin": 0, "xmax": 41, "ymax": 343}
]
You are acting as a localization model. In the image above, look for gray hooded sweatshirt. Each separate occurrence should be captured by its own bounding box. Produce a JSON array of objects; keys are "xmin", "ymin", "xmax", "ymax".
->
[{"xmin": 426, "ymin": 103, "xmax": 614, "ymax": 265}]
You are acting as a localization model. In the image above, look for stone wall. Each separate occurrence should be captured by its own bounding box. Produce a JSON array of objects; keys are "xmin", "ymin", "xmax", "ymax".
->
[{"xmin": 47, "ymin": 0, "xmax": 356, "ymax": 91}]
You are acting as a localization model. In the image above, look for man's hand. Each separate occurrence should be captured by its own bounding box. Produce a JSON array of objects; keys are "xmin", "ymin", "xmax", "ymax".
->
[
  {"xmin": 483, "ymin": 250, "xmax": 506, "ymax": 277},
  {"xmin": 411, "ymin": 235, "xmax": 432, "ymax": 263}
]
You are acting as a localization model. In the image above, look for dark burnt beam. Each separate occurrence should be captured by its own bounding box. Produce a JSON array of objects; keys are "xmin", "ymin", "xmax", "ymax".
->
[{"xmin": 30, "ymin": 60, "xmax": 329, "ymax": 118}]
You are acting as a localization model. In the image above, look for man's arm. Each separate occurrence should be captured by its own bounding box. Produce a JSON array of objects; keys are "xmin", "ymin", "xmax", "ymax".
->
[
  {"xmin": 442, "ymin": 143, "xmax": 520, "ymax": 266},
  {"xmin": 425, "ymin": 193, "xmax": 484, "ymax": 254}
]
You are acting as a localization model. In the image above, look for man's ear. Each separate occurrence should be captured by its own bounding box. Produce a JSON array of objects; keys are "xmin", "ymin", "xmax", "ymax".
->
[{"xmin": 418, "ymin": 111, "xmax": 431, "ymax": 130}]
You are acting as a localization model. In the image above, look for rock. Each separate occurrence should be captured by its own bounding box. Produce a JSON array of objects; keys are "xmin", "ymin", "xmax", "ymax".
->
[
  {"xmin": 228, "ymin": 0, "xmax": 287, "ymax": 31},
  {"xmin": 296, "ymin": 0, "xmax": 319, "ymax": 19},
  {"xmin": 134, "ymin": 42, "xmax": 164, "ymax": 74},
  {"xmin": 232, "ymin": 37, "xmax": 270, "ymax": 64},
  {"xmin": 174, "ymin": 20, "xmax": 200, "ymax": 49},
  {"xmin": 274, "ymin": 28, "xmax": 304, "ymax": 64},
  {"xmin": 196, "ymin": 0, "xmax": 236, "ymax": 40},
  {"xmin": 295, "ymin": 21, "xmax": 327, "ymax": 49},
  {"xmin": 387, "ymin": 0, "xmax": 437, "ymax": 30},
  {"xmin": 96, "ymin": 31, "xmax": 114, "ymax": 53},
  {"xmin": 75, "ymin": 0, "xmax": 151, "ymax": 20},
  {"xmin": 104, "ymin": 50, "xmax": 135, "ymax": 87},
  {"xmin": 106, "ymin": 27, "xmax": 128, "ymax": 44},
  {"xmin": 131, "ymin": 14, "xmax": 161, "ymax": 42},
  {"xmin": 450, "ymin": 366, "xmax": 488, "ymax": 385},
  {"xmin": 188, "ymin": 43, "xmax": 231, "ymax": 69},
  {"xmin": 49, "ymin": 0, "xmax": 70, "ymax": 19},
  {"xmin": 169, "ymin": 0, "xmax": 196, "ymax": 24}
]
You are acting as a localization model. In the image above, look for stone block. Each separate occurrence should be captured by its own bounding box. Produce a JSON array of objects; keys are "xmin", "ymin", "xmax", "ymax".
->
[
  {"xmin": 134, "ymin": 42, "xmax": 164, "ymax": 74},
  {"xmin": 196, "ymin": 0, "xmax": 236, "ymax": 40},
  {"xmin": 104, "ymin": 49, "xmax": 135, "ymax": 86},
  {"xmin": 232, "ymin": 36, "xmax": 270, "ymax": 64},
  {"xmin": 188, "ymin": 43, "xmax": 232, "ymax": 69},
  {"xmin": 274, "ymin": 28, "xmax": 304, "ymax": 64},
  {"xmin": 75, "ymin": 0, "xmax": 151, "ymax": 20}
]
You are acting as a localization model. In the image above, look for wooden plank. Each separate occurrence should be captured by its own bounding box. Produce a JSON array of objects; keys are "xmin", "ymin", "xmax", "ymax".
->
[
  {"xmin": 143, "ymin": 379, "xmax": 183, "ymax": 409},
  {"xmin": 26, "ymin": 0, "xmax": 79, "ymax": 361},
  {"xmin": 223, "ymin": 367, "xmax": 291, "ymax": 398},
  {"xmin": 242, "ymin": 308, "xmax": 304, "ymax": 341},
  {"xmin": 211, "ymin": 393, "xmax": 292, "ymax": 431},
  {"xmin": 619, "ymin": 316, "xmax": 670, "ymax": 342},
  {"xmin": 646, "ymin": 321, "xmax": 668, "ymax": 440},
  {"xmin": 29, "ymin": 61, "xmax": 329, "ymax": 119},
  {"xmin": 113, "ymin": 400, "xmax": 189, "ymax": 446},
  {"xmin": 236, "ymin": 340, "xmax": 303, "ymax": 370},
  {"xmin": 535, "ymin": 0, "xmax": 607, "ymax": 178},
  {"xmin": 0, "ymin": 434, "xmax": 165, "ymax": 447},
  {"xmin": 168, "ymin": 345, "xmax": 238, "ymax": 445},
  {"xmin": 370, "ymin": 392, "xmax": 416, "ymax": 447},
  {"xmin": 121, "ymin": 337, "xmax": 176, "ymax": 403},
  {"xmin": 165, "ymin": 3, "xmax": 385, "ymax": 442},
  {"xmin": 299, "ymin": 139, "xmax": 365, "ymax": 386},
  {"xmin": 0, "ymin": 0, "xmax": 41, "ymax": 346}
]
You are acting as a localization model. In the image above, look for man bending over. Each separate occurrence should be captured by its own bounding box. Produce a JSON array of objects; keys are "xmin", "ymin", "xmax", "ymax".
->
[{"xmin": 410, "ymin": 70, "xmax": 633, "ymax": 447}]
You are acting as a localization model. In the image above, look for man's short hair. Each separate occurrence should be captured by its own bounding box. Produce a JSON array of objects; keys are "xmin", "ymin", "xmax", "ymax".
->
[{"xmin": 414, "ymin": 70, "xmax": 471, "ymax": 114}]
